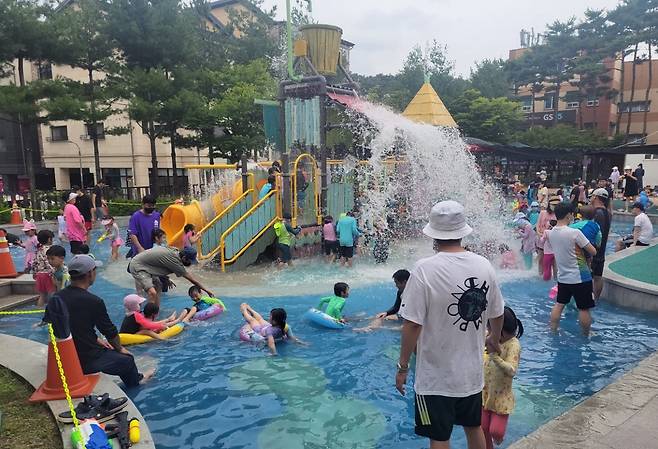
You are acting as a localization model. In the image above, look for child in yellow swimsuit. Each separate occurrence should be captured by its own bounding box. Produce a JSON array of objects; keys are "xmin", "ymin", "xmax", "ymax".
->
[{"xmin": 482, "ymin": 306, "xmax": 523, "ymax": 449}]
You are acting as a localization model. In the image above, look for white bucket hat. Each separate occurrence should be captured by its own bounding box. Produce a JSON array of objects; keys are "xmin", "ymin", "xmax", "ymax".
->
[{"xmin": 423, "ymin": 201, "xmax": 472, "ymax": 240}]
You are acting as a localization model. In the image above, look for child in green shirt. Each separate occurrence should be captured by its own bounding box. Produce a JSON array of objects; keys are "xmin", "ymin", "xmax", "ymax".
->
[{"xmin": 318, "ymin": 282, "xmax": 350, "ymax": 322}]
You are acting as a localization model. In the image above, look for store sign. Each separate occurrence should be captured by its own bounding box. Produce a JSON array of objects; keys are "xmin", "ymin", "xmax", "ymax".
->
[{"xmin": 524, "ymin": 110, "xmax": 577, "ymax": 124}]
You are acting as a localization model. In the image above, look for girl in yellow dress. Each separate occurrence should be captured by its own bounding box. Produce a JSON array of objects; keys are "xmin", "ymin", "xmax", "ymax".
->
[{"xmin": 482, "ymin": 306, "xmax": 523, "ymax": 449}]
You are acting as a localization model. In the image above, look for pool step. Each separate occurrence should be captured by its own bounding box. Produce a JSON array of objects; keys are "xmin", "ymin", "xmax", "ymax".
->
[{"xmin": 0, "ymin": 275, "xmax": 38, "ymax": 311}]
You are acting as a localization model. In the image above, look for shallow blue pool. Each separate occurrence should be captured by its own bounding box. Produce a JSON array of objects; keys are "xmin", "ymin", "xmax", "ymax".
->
[{"xmin": 4, "ymin": 223, "xmax": 658, "ymax": 449}]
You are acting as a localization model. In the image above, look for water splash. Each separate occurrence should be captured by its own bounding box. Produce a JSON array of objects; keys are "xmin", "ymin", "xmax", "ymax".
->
[{"xmin": 345, "ymin": 101, "xmax": 510, "ymax": 255}]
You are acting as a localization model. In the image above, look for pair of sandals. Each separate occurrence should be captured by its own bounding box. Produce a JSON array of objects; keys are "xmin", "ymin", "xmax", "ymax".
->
[{"xmin": 58, "ymin": 393, "xmax": 128, "ymax": 424}]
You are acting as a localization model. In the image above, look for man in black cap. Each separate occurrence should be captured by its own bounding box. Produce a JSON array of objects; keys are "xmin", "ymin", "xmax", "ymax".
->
[
  {"xmin": 56, "ymin": 255, "xmax": 154, "ymax": 388},
  {"xmin": 128, "ymin": 245, "xmax": 214, "ymax": 306}
]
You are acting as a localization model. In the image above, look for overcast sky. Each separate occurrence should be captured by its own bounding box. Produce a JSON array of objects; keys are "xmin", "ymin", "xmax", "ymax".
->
[{"xmin": 261, "ymin": 0, "xmax": 621, "ymax": 77}]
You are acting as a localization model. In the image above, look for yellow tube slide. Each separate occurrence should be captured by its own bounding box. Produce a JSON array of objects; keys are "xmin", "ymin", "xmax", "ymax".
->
[{"xmin": 161, "ymin": 181, "xmax": 243, "ymax": 247}]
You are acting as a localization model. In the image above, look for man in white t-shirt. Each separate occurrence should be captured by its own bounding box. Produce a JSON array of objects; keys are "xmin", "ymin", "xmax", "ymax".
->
[
  {"xmin": 617, "ymin": 202, "xmax": 654, "ymax": 250},
  {"xmin": 396, "ymin": 201, "xmax": 505, "ymax": 449},
  {"xmin": 546, "ymin": 203, "xmax": 597, "ymax": 335}
]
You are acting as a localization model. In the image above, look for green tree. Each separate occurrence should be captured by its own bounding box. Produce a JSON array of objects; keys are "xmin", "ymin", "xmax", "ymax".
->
[
  {"xmin": 470, "ymin": 59, "xmax": 510, "ymax": 99},
  {"xmin": 104, "ymin": 0, "xmax": 203, "ymax": 195},
  {"xmin": 48, "ymin": 0, "xmax": 117, "ymax": 181},
  {"xmin": 515, "ymin": 124, "xmax": 618, "ymax": 149},
  {"xmin": 0, "ymin": 0, "xmax": 58, "ymax": 205},
  {"xmin": 453, "ymin": 89, "xmax": 524, "ymax": 143}
]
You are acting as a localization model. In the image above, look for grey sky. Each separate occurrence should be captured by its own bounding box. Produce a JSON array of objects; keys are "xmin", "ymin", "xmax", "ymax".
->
[{"xmin": 261, "ymin": 0, "xmax": 621, "ymax": 77}]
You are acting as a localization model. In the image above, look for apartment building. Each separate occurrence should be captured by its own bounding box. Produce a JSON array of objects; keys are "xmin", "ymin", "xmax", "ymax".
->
[
  {"xmin": 510, "ymin": 47, "xmax": 658, "ymax": 187},
  {"xmin": 0, "ymin": 0, "xmax": 276, "ymax": 195}
]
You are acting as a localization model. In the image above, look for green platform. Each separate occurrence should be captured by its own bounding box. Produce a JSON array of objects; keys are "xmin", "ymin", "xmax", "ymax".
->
[{"xmin": 608, "ymin": 244, "xmax": 658, "ymax": 286}]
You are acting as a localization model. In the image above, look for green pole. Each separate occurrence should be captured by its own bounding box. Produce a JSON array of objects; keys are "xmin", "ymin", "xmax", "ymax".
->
[{"xmin": 286, "ymin": 0, "xmax": 301, "ymax": 81}]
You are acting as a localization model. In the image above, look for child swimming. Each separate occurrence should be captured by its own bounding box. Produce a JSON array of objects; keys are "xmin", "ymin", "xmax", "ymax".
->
[
  {"xmin": 120, "ymin": 294, "xmax": 181, "ymax": 339},
  {"xmin": 180, "ymin": 286, "xmax": 226, "ymax": 322},
  {"xmin": 239, "ymin": 302, "xmax": 303, "ymax": 355},
  {"xmin": 482, "ymin": 306, "xmax": 523, "ymax": 449},
  {"xmin": 317, "ymin": 282, "xmax": 349, "ymax": 323}
]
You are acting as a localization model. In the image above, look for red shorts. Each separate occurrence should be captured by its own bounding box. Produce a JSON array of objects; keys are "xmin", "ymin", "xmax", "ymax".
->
[
  {"xmin": 35, "ymin": 272, "xmax": 55, "ymax": 294},
  {"xmin": 85, "ymin": 221, "xmax": 93, "ymax": 231}
]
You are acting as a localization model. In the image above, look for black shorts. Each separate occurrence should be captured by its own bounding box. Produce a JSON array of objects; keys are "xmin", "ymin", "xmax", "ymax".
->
[
  {"xmin": 557, "ymin": 281, "xmax": 595, "ymax": 310},
  {"xmin": 70, "ymin": 240, "xmax": 85, "ymax": 255},
  {"xmin": 591, "ymin": 258, "xmax": 605, "ymax": 277},
  {"xmin": 415, "ymin": 392, "xmax": 482, "ymax": 442},
  {"xmin": 323, "ymin": 240, "xmax": 338, "ymax": 256},
  {"xmin": 340, "ymin": 245, "xmax": 354, "ymax": 259},
  {"xmin": 277, "ymin": 243, "xmax": 292, "ymax": 262}
]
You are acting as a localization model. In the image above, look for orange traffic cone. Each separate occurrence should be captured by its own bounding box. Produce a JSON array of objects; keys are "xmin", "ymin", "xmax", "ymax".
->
[
  {"xmin": 9, "ymin": 201, "xmax": 22, "ymax": 225},
  {"xmin": 29, "ymin": 335, "xmax": 100, "ymax": 402},
  {"xmin": 0, "ymin": 230, "xmax": 17, "ymax": 279}
]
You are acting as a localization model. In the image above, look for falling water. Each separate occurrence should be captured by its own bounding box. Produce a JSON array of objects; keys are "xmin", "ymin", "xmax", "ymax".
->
[{"xmin": 346, "ymin": 101, "xmax": 510, "ymax": 255}]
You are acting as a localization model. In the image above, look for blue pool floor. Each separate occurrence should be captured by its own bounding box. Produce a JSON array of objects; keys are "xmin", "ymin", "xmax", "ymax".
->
[{"xmin": 3, "ymin": 224, "xmax": 658, "ymax": 449}]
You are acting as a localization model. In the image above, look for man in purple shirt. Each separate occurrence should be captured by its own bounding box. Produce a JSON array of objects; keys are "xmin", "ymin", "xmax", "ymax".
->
[{"xmin": 127, "ymin": 195, "xmax": 161, "ymax": 258}]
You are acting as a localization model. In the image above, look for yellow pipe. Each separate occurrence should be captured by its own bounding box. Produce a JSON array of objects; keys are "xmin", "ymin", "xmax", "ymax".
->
[
  {"xmin": 220, "ymin": 190, "xmax": 277, "ymax": 272},
  {"xmin": 196, "ymin": 189, "xmax": 252, "ymax": 260},
  {"xmin": 185, "ymin": 163, "xmax": 238, "ymax": 169}
]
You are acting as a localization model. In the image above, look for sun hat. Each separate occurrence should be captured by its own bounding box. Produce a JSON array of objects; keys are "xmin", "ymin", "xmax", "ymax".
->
[
  {"xmin": 592, "ymin": 188, "xmax": 609, "ymax": 199},
  {"xmin": 123, "ymin": 294, "xmax": 146, "ymax": 315},
  {"xmin": 100, "ymin": 218, "xmax": 112, "ymax": 226},
  {"xmin": 21, "ymin": 220, "xmax": 36, "ymax": 232},
  {"xmin": 423, "ymin": 200, "xmax": 472, "ymax": 240},
  {"xmin": 613, "ymin": 166, "xmax": 618, "ymax": 170},
  {"xmin": 67, "ymin": 192, "xmax": 78, "ymax": 202},
  {"xmin": 530, "ymin": 201, "xmax": 539, "ymax": 207},
  {"xmin": 68, "ymin": 255, "xmax": 97, "ymax": 277},
  {"xmin": 624, "ymin": 165, "xmax": 632, "ymax": 170}
]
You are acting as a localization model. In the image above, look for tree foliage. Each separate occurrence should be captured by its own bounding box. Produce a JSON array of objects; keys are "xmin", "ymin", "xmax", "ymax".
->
[
  {"xmin": 470, "ymin": 59, "xmax": 510, "ymax": 99},
  {"xmin": 453, "ymin": 89, "xmax": 524, "ymax": 143}
]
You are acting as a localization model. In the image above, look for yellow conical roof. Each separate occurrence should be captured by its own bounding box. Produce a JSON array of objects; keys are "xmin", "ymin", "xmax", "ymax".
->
[{"xmin": 402, "ymin": 82, "xmax": 457, "ymax": 127}]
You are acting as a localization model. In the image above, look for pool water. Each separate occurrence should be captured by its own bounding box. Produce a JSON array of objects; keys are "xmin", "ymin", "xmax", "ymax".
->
[{"xmin": 4, "ymin": 223, "xmax": 658, "ymax": 449}]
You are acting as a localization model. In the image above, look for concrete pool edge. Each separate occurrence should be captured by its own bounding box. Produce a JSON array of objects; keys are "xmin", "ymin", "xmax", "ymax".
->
[
  {"xmin": 0, "ymin": 333, "xmax": 155, "ymax": 449},
  {"xmin": 508, "ymin": 349, "xmax": 658, "ymax": 449},
  {"xmin": 601, "ymin": 238, "xmax": 658, "ymax": 312}
]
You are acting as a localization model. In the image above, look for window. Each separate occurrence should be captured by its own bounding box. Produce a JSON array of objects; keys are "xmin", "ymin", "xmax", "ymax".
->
[
  {"xmin": 37, "ymin": 62, "xmax": 52, "ymax": 80},
  {"xmin": 544, "ymin": 94, "xmax": 555, "ymax": 110},
  {"xmin": 644, "ymin": 154, "xmax": 657, "ymax": 160},
  {"xmin": 566, "ymin": 101, "xmax": 580, "ymax": 109},
  {"xmin": 148, "ymin": 168, "xmax": 188, "ymax": 194},
  {"xmin": 620, "ymin": 101, "xmax": 650, "ymax": 113},
  {"xmin": 140, "ymin": 122, "xmax": 166, "ymax": 135},
  {"xmin": 102, "ymin": 168, "xmax": 133, "ymax": 188},
  {"xmin": 50, "ymin": 126, "xmax": 68, "ymax": 142},
  {"xmin": 626, "ymin": 134, "xmax": 647, "ymax": 146},
  {"xmin": 519, "ymin": 96, "xmax": 532, "ymax": 112},
  {"xmin": 84, "ymin": 123, "xmax": 105, "ymax": 140},
  {"xmin": 586, "ymin": 99, "xmax": 600, "ymax": 107}
]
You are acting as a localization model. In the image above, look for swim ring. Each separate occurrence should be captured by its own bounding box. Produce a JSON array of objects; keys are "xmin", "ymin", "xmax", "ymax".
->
[
  {"xmin": 193, "ymin": 303, "xmax": 225, "ymax": 321},
  {"xmin": 238, "ymin": 323, "xmax": 290, "ymax": 343},
  {"xmin": 304, "ymin": 308, "xmax": 346, "ymax": 329},
  {"xmin": 119, "ymin": 323, "xmax": 185, "ymax": 346}
]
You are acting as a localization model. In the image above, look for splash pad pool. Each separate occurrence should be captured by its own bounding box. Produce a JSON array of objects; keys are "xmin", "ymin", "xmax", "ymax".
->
[{"xmin": 5, "ymin": 227, "xmax": 658, "ymax": 449}]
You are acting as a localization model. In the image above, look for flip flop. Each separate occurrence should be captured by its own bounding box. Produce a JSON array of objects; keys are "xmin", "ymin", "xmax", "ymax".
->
[{"xmin": 58, "ymin": 394, "xmax": 128, "ymax": 424}]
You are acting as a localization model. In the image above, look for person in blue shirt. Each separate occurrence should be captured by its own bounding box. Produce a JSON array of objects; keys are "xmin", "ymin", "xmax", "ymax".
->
[
  {"xmin": 336, "ymin": 211, "xmax": 360, "ymax": 267},
  {"xmin": 259, "ymin": 175, "xmax": 276, "ymax": 200},
  {"xmin": 638, "ymin": 190, "xmax": 650, "ymax": 210},
  {"xmin": 528, "ymin": 201, "xmax": 541, "ymax": 228}
]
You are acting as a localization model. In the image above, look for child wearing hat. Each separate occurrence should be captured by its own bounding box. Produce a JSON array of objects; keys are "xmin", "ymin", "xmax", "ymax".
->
[
  {"xmin": 119, "ymin": 294, "xmax": 182, "ymax": 339},
  {"xmin": 21, "ymin": 220, "xmax": 38, "ymax": 273},
  {"xmin": 100, "ymin": 216, "xmax": 123, "ymax": 261}
]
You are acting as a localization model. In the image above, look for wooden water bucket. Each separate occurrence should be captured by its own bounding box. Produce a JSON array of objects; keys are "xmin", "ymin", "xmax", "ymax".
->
[{"xmin": 300, "ymin": 24, "xmax": 343, "ymax": 76}]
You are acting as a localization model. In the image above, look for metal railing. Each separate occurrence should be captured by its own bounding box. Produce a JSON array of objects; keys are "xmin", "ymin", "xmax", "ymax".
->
[{"xmin": 219, "ymin": 189, "xmax": 280, "ymax": 272}]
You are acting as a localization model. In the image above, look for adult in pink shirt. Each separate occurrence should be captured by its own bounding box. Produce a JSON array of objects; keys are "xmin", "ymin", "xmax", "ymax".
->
[
  {"xmin": 64, "ymin": 192, "xmax": 88, "ymax": 254},
  {"xmin": 535, "ymin": 200, "xmax": 558, "ymax": 276}
]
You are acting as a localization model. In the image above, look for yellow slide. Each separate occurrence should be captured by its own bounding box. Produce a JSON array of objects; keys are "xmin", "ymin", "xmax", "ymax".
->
[{"xmin": 161, "ymin": 181, "xmax": 243, "ymax": 247}]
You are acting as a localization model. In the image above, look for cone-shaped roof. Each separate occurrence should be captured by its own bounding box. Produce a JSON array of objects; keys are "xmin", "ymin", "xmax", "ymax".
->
[{"xmin": 402, "ymin": 81, "xmax": 457, "ymax": 127}]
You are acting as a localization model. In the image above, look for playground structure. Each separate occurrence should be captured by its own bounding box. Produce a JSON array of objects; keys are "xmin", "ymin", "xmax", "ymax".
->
[{"xmin": 161, "ymin": 22, "xmax": 366, "ymax": 271}]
